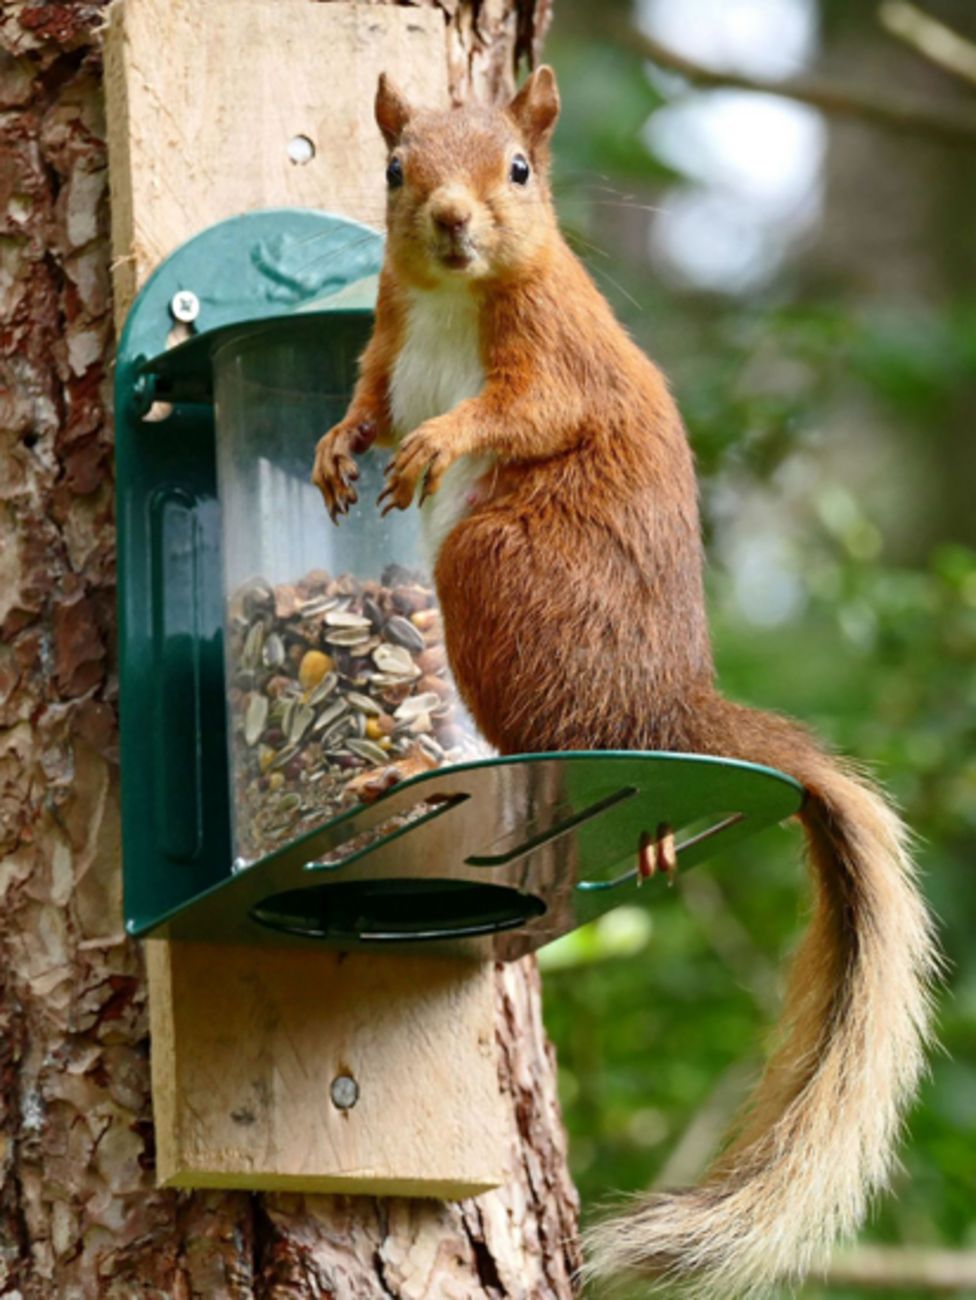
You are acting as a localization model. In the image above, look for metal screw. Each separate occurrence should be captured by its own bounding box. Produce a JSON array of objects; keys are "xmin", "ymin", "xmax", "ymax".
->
[
  {"xmin": 131, "ymin": 371, "xmax": 157, "ymax": 418},
  {"xmin": 330, "ymin": 1074, "xmax": 359, "ymax": 1110},
  {"xmin": 169, "ymin": 289, "xmax": 200, "ymax": 324}
]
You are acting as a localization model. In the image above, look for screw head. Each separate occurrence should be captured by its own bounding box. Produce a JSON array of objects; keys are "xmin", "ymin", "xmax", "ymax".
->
[
  {"xmin": 330, "ymin": 1074, "xmax": 359, "ymax": 1110},
  {"xmin": 169, "ymin": 289, "xmax": 200, "ymax": 324},
  {"xmin": 131, "ymin": 371, "xmax": 157, "ymax": 418}
]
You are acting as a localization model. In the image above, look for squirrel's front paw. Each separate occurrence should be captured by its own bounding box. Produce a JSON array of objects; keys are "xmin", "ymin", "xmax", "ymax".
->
[
  {"xmin": 378, "ymin": 419, "xmax": 463, "ymax": 515},
  {"xmin": 311, "ymin": 419, "xmax": 376, "ymax": 522}
]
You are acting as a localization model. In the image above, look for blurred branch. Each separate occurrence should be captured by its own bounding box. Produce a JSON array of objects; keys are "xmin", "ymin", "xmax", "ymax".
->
[
  {"xmin": 616, "ymin": 25, "xmax": 976, "ymax": 147},
  {"xmin": 879, "ymin": 2, "xmax": 976, "ymax": 91},
  {"xmin": 652, "ymin": 1059, "xmax": 755, "ymax": 1189},
  {"xmin": 816, "ymin": 1245, "xmax": 976, "ymax": 1293},
  {"xmin": 679, "ymin": 870, "xmax": 781, "ymax": 1019},
  {"xmin": 650, "ymin": 875, "xmax": 778, "ymax": 1186}
]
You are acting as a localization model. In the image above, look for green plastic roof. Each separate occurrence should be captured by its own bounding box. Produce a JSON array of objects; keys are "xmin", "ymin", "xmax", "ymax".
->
[{"xmin": 118, "ymin": 208, "xmax": 384, "ymax": 407}]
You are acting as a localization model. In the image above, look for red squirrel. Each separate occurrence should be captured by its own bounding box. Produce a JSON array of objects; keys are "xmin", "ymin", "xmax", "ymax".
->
[{"xmin": 312, "ymin": 68, "xmax": 938, "ymax": 1299}]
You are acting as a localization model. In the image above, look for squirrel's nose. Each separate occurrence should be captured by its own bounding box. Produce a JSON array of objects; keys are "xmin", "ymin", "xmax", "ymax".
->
[{"xmin": 431, "ymin": 206, "xmax": 471, "ymax": 237}]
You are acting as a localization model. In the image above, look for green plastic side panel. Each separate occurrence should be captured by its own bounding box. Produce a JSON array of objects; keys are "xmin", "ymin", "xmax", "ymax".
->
[{"xmin": 117, "ymin": 399, "xmax": 230, "ymax": 916}]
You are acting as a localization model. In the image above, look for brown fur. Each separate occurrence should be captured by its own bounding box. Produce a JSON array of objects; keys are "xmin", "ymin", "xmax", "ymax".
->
[{"xmin": 312, "ymin": 70, "xmax": 939, "ymax": 1297}]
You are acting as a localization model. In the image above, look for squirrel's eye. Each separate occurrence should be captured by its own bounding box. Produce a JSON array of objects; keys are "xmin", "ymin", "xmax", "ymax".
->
[
  {"xmin": 510, "ymin": 154, "xmax": 530, "ymax": 185},
  {"xmin": 386, "ymin": 157, "xmax": 404, "ymax": 189}
]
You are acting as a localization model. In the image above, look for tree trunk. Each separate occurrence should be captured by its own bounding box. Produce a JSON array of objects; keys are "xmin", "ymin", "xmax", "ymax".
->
[{"xmin": 0, "ymin": 1, "xmax": 580, "ymax": 1295}]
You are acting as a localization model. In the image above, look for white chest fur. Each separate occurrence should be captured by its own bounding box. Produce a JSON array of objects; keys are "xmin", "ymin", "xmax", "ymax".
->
[
  {"xmin": 390, "ymin": 284, "xmax": 492, "ymax": 558},
  {"xmin": 390, "ymin": 284, "xmax": 484, "ymax": 433}
]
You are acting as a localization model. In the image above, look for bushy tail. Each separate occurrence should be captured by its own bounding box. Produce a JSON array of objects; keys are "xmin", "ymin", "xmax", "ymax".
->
[{"xmin": 584, "ymin": 698, "xmax": 939, "ymax": 1298}]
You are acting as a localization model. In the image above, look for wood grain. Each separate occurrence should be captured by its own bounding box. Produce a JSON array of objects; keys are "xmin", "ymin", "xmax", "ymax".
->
[
  {"xmin": 104, "ymin": 0, "xmax": 449, "ymax": 320},
  {"xmin": 148, "ymin": 942, "xmax": 504, "ymax": 1195}
]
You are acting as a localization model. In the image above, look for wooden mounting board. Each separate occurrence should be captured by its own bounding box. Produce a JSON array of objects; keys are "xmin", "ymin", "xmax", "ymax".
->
[
  {"xmin": 105, "ymin": 0, "xmax": 447, "ymax": 321},
  {"xmin": 105, "ymin": 0, "xmax": 506, "ymax": 1198},
  {"xmin": 148, "ymin": 943, "xmax": 503, "ymax": 1195}
]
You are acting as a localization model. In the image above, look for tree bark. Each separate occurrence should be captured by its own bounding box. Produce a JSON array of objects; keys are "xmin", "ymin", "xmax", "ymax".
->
[{"xmin": 0, "ymin": 1, "xmax": 580, "ymax": 1295}]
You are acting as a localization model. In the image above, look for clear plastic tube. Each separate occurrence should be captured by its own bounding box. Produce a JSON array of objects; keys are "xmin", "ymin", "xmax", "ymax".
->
[{"xmin": 214, "ymin": 321, "xmax": 485, "ymax": 868}]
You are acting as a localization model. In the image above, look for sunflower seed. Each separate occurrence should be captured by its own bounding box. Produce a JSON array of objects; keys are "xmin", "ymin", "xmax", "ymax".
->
[
  {"xmin": 325, "ymin": 627, "xmax": 372, "ymax": 648},
  {"xmin": 363, "ymin": 596, "xmax": 384, "ymax": 628},
  {"xmin": 394, "ymin": 692, "xmax": 442, "ymax": 721},
  {"xmin": 345, "ymin": 738, "xmax": 390, "ymax": 765},
  {"xmin": 269, "ymin": 744, "xmax": 299, "ymax": 771},
  {"xmin": 384, "ymin": 615, "xmax": 426, "ymax": 653},
  {"xmin": 307, "ymin": 672, "xmax": 338, "ymax": 705},
  {"xmin": 262, "ymin": 632, "xmax": 285, "ymax": 668},
  {"xmin": 242, "ymin": 621, "xmax": 265, "ymax": 669},
  {"xmin": 280, "ymin": 699, "xmax": 296, "ymax": 737},
  {"xmin": 244, "ymin": 694, "xmax": 268, "ymax": 746},
  {"xmin": 298, "ymin": 596, "xmax": 340, "ymax": 617},
  {"xmin": 325, "ymin": 609, "xmax": 372, "ymax": 630},
  {"xmin": 288, "ymin": 703, "xmax": 316, "ymax": 745},
  {"xmin": 346, "ymin": 691, "xmax": 382, "ymax": 716},
  {"xmin": 320, "ymin": 718, "xmax": 355, "ymax": 748},
  {"xmin": 373, "ymin": 643, "xmax": 419, "ymax": 677},
  {"xmin": 368, "ymin": 671, "xmax": 419, "ymax": 689},
  {"xmin": 313, "ymin": 699, "xmax": 350, "ymax": 732}
]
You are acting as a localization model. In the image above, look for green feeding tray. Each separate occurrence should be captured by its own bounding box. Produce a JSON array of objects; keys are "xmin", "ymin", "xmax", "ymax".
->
[
  {"xmin": 140, "ymin": 750, "xmax": 802, "ymax": 961},
  {"xmin": 115, "ymin": 209, "xmax": 803, "ymax": 960}
]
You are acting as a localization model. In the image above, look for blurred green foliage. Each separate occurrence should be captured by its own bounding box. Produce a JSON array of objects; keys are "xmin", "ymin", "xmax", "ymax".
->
[{"xmin": 540, "ymin": 6, "xmax": 976, "ymax": 1295}]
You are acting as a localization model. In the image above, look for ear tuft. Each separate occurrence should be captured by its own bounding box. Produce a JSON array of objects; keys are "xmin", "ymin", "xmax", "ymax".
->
[
  {"xmin": 375, "ymin": 73, "xmax": 412, "ymax": 148},
  {"xmin": 508, "ymin": 66, "xmax": 560, "ymax": 150}
]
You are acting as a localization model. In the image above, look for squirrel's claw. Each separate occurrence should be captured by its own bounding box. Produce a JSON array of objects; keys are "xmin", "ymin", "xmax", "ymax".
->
[
  {"xmin": 310, "ymin": 416, "xmax": 376, "ymax": 517},
  {"xmin": 637, "ymin": 822, "xmax": 677, "ymax": 886},
  {"xmin": 418, "ymin": 452, "xmax": 452, "ymax": 504},
  {"xmin": 381, "ymin": 421, "xmax": 459, "ymax": 511},
  {"xmin": 378, "ymin": 452, "xmax": 424, "ymax": 512},
  {"xmin": 312, "ymin": 426, "xmax": 364, "ymax": 523},
  {"xmin": 377, "ymin": 479, "xmax": 405, "ymax": 516},
  {"xmin": 327, "ymin": 486, "xmax": 358, "ymax": 524},
  {"xmin": 341, "ymin": 747, "xmax": 439, "ymax": 807}
]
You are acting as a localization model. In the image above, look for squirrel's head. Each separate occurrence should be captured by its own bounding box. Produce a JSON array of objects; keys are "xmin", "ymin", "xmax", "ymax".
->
[{"xmin": 375, "ymin": 68, "xmax": 561, "ymax": 286}]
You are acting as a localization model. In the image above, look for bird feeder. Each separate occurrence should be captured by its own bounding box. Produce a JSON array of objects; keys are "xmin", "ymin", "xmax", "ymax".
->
[{"xmin": 115, "ymin": 208, "xmax": 803, "ymax": 963}]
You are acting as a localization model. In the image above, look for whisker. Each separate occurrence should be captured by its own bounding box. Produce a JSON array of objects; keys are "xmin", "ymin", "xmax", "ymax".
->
[
  {"xmin": 564, "ymin": 228, "xmax": 612, "ymax": 261},
  {"xmin": 551, "ymin": 169, "xmax": 619, "ymax": 185},
  {"xmin": 589, "ymin": 264, "xmax": 645, "ymax": 312},
  {"xmin": 585, "ymin": 200, "xmax": 670, "ymax": 215}
]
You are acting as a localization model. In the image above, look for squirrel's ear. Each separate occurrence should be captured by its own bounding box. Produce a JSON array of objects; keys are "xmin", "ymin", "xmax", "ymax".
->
[
  {"xmin": 508, "ymin": 66, "xmax": 560, "ymax": 150},
  {"xmin": 375, "ymin": 73, "xmax": 412, "ymax": 148}
]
